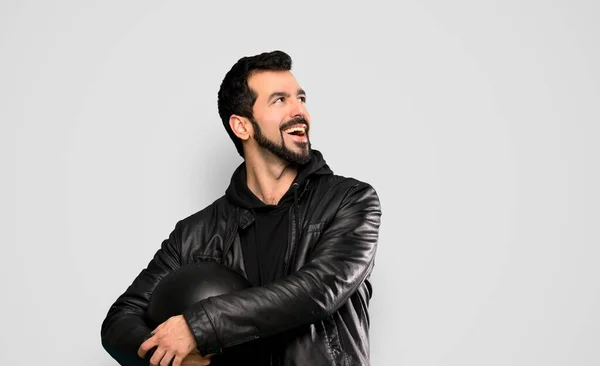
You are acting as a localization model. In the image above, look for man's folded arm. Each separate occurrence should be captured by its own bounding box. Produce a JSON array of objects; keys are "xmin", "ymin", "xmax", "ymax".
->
[{"xmin": 183, "ymin": 183, "xmax": 382, "ymax": 354}]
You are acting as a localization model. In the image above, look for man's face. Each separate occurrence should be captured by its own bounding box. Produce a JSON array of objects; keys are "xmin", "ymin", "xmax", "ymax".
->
[{"xmin": 247, "ymin": 70, "xmax": 311, "ymax": 165}]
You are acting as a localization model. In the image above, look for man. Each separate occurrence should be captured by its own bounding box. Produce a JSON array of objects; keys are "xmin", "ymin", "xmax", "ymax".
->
[{"xmin": 101, "ymin": 50, "xmax": 382, "ymax": 366}]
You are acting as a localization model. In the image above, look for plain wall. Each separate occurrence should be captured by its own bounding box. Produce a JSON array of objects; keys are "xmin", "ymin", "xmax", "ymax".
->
[{"xmin": 3, "ymin": 1, "xmax": 599, "ymax": 365}]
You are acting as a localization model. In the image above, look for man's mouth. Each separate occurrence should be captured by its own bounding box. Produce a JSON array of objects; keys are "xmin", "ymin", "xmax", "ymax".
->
[{"xmin": 283, "ymin": 124, "xmax": 307, "ymax": 136}]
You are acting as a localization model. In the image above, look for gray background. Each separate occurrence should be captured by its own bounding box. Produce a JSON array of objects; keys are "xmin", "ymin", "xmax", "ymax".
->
[{"xmin": 3, "ymin": 1, "xmax": 599, "ymax": 365}]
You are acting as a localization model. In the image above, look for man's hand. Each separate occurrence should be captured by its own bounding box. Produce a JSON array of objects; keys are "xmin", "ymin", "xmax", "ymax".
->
[
  {"xmin": 138, "ymin": 315, "xmax": 198, "ymax": 366},
  {"xmin": 182, "ymin": 350, "xmax": 215, "ymax": 366}
]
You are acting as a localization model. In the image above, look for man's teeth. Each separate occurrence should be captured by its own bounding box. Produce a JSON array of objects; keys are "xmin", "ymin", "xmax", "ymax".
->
[{"xmin": 284, "ymin": 126, "xmax": 306, "ymax": 134}]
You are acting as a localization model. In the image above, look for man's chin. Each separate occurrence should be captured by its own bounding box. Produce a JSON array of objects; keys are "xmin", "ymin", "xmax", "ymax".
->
[
  {"xmin": 255, "ymin": 137, "xmax": 311, "ymax": 165},
  {"xmin": 292, "ymin": 144, "xmax": 311, "ymax": 162},
  {"xmin": 289, "ymin": 150, "xmax": 312, "ymax": 166}
]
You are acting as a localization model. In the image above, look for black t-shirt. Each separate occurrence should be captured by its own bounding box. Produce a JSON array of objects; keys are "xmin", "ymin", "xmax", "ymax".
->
[
  {"xmin": 241, "ymin": 204, "xmax": 289, "ymax": 287},
  {"xmin": 238, "ymin": 205, "xmax": 290, "ymax": 365}
]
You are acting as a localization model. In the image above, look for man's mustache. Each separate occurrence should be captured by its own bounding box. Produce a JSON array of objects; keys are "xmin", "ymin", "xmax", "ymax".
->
[{"xmin": 280, "ymin": 117, "xmax": 309, "ymax": 132}]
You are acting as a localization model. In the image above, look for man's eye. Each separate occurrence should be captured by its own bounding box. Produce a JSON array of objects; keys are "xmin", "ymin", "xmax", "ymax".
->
[
  {"xmin": 299, "ymin": 96, "xmax": 306, "ymax": 103},
  {"xmin": 275, "ymin": 97, "xmax": 284, "ymax": 103}
]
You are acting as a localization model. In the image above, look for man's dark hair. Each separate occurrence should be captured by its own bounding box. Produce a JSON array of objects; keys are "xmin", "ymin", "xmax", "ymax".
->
[{"xmin": 218, "ymin": 50, "xmax": 293, "ymax": 157}]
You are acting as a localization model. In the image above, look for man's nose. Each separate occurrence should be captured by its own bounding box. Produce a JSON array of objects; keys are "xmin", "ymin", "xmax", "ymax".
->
[{"xmin": 289, "ymin": 98, "xmax": 307, "ymax": 119}]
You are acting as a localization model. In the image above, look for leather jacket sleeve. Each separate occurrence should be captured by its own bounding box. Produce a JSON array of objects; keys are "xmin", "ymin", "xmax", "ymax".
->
[
  {"xmin": 183, "ymin": 183, "xmax": 382, "ymax": 355},
  {"xmin": 100, "ymin": 222, "xmax": 182, "ymax": 364}
]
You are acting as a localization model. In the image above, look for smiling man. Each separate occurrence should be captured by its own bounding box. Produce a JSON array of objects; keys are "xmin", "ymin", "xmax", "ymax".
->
[{"xmin": 101, "ymin": 50, "xmax": 382, "ymax": 366}]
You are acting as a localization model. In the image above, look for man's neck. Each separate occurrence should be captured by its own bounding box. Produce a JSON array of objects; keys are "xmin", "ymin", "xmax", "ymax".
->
[{"xmin": 244, "ymin": 152, "xmax": 298, "ymax": 205}]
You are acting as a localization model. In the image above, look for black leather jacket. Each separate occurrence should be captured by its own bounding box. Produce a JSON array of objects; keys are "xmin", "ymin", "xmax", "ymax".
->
[{"xmin": 101, "ymin": 151, "xmax": 382, "ymax": 365}]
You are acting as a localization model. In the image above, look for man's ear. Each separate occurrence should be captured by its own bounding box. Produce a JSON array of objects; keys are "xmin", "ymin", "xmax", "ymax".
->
[{"xmin": 229, "ymin": 115, "xmax": 252, "ymax": 141}]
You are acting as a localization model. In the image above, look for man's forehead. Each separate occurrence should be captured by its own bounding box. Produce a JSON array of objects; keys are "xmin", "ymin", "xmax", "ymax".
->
[{"xmin": 248, "ymin": 70, "xmax": 300, "ymax": 94}]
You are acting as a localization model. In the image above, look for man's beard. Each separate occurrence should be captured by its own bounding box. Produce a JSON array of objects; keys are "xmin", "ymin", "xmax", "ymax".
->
[{"xmin": 250, "ymin": 116, "xmax": 312, "ymax": 165}]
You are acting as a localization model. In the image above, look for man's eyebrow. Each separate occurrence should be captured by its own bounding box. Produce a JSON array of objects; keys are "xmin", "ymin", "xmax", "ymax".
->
[
  {"xmin": 267, "ymin": 89, "xmax": 307, "ymax": 102},
  {"xmin": 268, "ymin": 91, "xmax": 290, "ymax": 102}
]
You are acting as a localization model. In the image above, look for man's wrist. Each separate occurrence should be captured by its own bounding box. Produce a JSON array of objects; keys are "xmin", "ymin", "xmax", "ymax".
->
[{"xmin": 182, "ymin": 302, "xmax": 222, "ymax": 354}]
